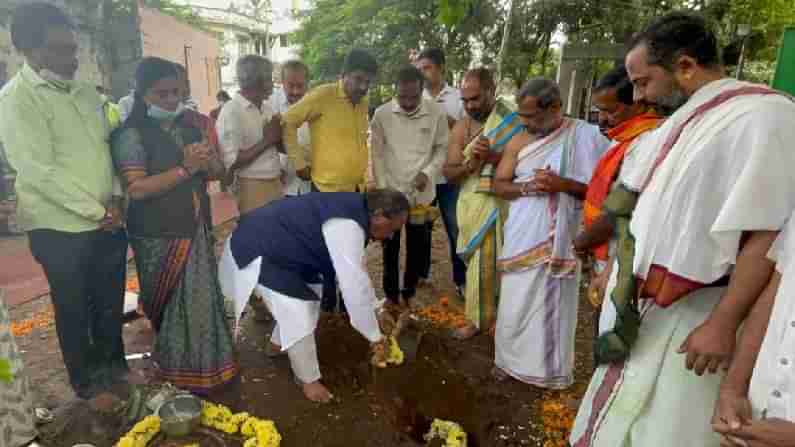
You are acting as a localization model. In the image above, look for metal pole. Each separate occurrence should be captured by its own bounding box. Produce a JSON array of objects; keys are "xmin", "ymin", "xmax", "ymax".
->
[{"xmin": 735, "ymin": 37, "xmax": 747, "ymax": 80}]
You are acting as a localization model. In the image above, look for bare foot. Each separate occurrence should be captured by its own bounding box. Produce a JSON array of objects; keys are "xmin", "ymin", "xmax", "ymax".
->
[
  {"xmin": 302, "ymin": 381, "xmax": 333, "ymax": 403},
  {"xmin": 452, "ymin": 323, "xmax": 479, "ymax": 340}
]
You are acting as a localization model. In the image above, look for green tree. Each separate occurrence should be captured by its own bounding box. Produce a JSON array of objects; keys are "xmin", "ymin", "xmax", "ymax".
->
[{"xmin": 293, "ymin": 0, "xmax": 499, "ymax": 88}]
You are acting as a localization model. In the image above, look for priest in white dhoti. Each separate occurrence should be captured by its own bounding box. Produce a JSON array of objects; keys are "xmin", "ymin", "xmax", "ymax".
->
[
  {"xmin": 712, "ymin": 212, "xmax": 795, "ymax": 447},
  {"xmin": 492, "ymin": 78, "xmax": 609, "ymax": 388},
  {"xmin": 218, "ymin": 189, "xmax": 409, "ymax": 402},
  {"xmin": 570, "ymin": 12, "xmax": 795, "ymax": 447}
]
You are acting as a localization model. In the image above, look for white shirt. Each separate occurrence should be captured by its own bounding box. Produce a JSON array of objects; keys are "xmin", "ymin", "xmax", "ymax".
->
[
  {"xmin": 369, "ymin": 98, "xmax": 448, "ymax": 206},
  {"xmin": 750, "ymin": 215, "xmax": 795, "ymax": 421},
  {"xmin": 322, "ymin": 218, "xmax": 382, "ymax": 343},
  {"xmin": 423, "ymin": 83, "xmax": 464, "ymax": 122},
  {"xmin": 423, "ymin": 84, "xmax": 464, "ymax": 184},
  {"xmin": 272, "ymin": 92, "xmax": 312, "ymax": 196},
  {"xmin": 216, "ymin": 93, "xmax": 281, "ymax": 180},
  {"xmin": 118, "ymin": 93, "xmax": 135, "ymax": 123}
]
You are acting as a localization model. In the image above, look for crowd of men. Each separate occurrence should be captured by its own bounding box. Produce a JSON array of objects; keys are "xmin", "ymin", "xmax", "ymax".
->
[{"xmin": 1, "ymin": 2, "xmax": 795, "ymax": 446}]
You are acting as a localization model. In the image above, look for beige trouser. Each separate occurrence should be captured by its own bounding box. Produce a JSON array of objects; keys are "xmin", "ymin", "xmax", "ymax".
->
[
  {"xmin": 237, "ymin": 177, "xmax": 283, "ymax": 214},
  {"xmin": 236, "ymin": 177, "xmax": 283, "ymax": 310}
]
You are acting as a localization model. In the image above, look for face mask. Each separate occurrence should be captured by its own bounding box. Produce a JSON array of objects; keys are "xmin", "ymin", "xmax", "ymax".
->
[
  {"xmin": 147, "ymin": 103, "xmax": 184, "ymax": 121},
  {"xmin": 38, "ymin": 69, "xmax": 72, "ymax": 90}
]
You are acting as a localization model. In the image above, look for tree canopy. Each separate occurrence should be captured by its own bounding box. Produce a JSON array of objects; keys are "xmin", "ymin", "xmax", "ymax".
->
[{"xmin": 292, "ymin": 0, "xmax": 794, "ymax": 90}]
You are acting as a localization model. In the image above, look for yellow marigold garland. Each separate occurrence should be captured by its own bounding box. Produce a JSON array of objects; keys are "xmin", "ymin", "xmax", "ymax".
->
[
  {"xmin": 116, "ymin": 415, "xmax": 160, "ymax": 447},
  {"xmin": 116, "ymin": 401, "xmax": 280, "ymax": 447},
  {"xmin": 424, "ymin": 418, "xmax": 467, "ymax": 447}
]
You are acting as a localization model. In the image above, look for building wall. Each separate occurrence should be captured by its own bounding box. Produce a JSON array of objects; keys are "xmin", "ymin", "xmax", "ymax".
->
[{"xmin": 139, "ymin": 7, "xmax": 222, "ymax": 114}]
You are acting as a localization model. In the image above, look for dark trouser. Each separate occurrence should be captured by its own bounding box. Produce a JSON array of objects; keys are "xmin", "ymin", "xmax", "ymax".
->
[
  {"xmin": 382, "ymin": 223, "xmax": 431, "ymax": 303},
  {"xmin": 424, "ymin": 183, "xmax": 466, "ymax": 287},
  {"xmin": 28, "ymin": 228, "xmax": 129, "ymax": 399},
  {"xmin": 310, "ymin": 183, "xmax": 347, "ymax": 313}
]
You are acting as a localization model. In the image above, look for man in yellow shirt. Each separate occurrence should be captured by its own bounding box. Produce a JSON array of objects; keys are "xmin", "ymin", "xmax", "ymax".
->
[
  {"xmin": 282, "ymin": 48, "xmax": 377, "ymax": 193},
  {"xmin": 282, "ymin": 48, "xmax": 378, "ymax": 312}
]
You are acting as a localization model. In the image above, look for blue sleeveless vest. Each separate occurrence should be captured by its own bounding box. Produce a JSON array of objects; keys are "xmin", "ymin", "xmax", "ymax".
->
[{"xmin": 230, "ymin": 192, "xmax": 370, "ymax": 301}]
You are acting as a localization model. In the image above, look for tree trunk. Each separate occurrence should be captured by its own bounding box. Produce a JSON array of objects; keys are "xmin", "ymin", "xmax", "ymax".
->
[{"xmin": 495, "ymin": 0, "xmax": 516, "ymax": 86}]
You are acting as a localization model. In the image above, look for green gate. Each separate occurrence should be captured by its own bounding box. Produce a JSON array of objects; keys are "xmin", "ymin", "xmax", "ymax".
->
[{"xmin": 772, "ymin": 27, "xmax": 795, "ymax": 95}]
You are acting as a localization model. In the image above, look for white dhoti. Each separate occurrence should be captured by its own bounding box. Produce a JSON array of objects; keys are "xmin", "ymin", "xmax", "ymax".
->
[
  {"xmin": 219, "ymin": 238, "xmax": 325, "ymax": 383},
  {"xmin": 570, "ymin": 287, "xmax": 725, "ymax": 447},
  {"xmin": 495, "ymin": 266, "xmax": 579, "ymax": 388},
  {"xmin": 257, "ymin": 284, "xmax": 323, "ymax": 384}
]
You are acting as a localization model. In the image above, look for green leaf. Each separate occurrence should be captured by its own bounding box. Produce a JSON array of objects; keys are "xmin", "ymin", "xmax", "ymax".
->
[{"xmin": 0, "ymin": 358, "xmax": 14, "ymax": 384}]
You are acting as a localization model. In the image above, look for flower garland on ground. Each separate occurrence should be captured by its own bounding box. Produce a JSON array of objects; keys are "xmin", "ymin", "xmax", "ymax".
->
[
  {"xmin": 416, "ymin": 297, "xmax": 469, "ymax": 329},
  {"xmin": 538, "ymin": 391, "xmax": 578, "ymax": 447},
  {"xmin": 116, "ymin": 415, "xmax": 160, "ymax": 447},
  {"xmin": 201, "ymin": 401, "xmax": 280, "ymax": 447},
  {"xmin": 115, "ymin": 401, "xmax": 280, "ymax": 447},
  {"xmin": 10, "ymin": 306, "xmax": 54, "ymax": 337}
]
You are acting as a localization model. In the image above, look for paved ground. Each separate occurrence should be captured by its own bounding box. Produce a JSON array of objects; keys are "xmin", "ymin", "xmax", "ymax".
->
[{"xmin": 0, "ymin": 192, "xmax": 239, "ymax": 307}]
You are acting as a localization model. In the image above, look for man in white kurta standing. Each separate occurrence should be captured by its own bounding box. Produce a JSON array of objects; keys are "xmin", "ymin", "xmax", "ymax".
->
[
  {"xmin": 217, "ymin": 55, "xmax": 283, "ymax": 214},
  {"xmin": 370, "ymin": 65, "xmax": 449, "ymax": 307},
  {"xmin": 569, "ymin": 12, "xmax": 795, "ymax": 447},
  {"xmin": 492, "ymin": 78, "xmax": 609, "ymax": 388},
  {"xmin": 273, "ymin": 60, "xmax": 313, "ymax": 197},
  {"xmin": 219, "ymin": 189, "xmax": 408, "ymax": 402}
]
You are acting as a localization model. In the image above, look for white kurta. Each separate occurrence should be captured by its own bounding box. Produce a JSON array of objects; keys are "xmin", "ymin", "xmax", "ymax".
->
[
  {"xmin": 749, "ymin": 213, "xmax": 795, "ymax": 421},
  {"xmin": 496, "ymin": 119, "xmax": 608, "ymax": 388},
  {"xmin": 571, "ymin": 79, "xmax": 795, "ymax": 447}
]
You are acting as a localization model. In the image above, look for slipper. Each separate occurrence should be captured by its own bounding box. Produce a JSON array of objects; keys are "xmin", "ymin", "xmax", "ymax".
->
[{"xmin": 265, "ymin": 342, "xmax": 287, "ymax": 358}]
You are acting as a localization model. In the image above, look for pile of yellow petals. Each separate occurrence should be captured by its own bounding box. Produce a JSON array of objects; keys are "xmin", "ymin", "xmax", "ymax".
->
[
  {"xmin": 539, "ymin": 392, "xmax": 577, "ymax": 447},
  {"xmin": 116, "ymin": 415, "xmax": 160, "ymax": 447},
  {"xmin": 241, "ymin": 418, "xmax": 281, "ymax": 447},
  {"xmin": 372, "ymin": 336, "xmax": 404, "ymax": 368},
  {"xmin": 201, "ymin": 401, "xmax": 281, "ymax": 447},
  {"xmin": 424, "ymin": 418, "xmax": 467, "ymax": 447}
]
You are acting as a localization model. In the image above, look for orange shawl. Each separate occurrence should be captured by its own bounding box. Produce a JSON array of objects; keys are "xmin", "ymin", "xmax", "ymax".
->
[{"xmin": 583, "ymin": 113, "xmax": 661, "ymax": 260}]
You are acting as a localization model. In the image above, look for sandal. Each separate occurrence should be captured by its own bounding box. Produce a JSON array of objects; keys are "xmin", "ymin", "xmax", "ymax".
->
[{"xmin": 265, "ymin": 342, "xmax": 287, "ymax": 358}]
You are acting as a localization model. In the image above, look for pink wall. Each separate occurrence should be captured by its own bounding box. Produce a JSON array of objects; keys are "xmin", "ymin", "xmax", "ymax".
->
[{"xmin": 139, "ymin": 7, "xmax": 222, "ymax": 115}]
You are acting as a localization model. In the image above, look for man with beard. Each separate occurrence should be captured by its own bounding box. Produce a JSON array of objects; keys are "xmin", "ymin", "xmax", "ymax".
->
[
  {"xmin": 573, "ymin": 65, "xmax": 661, "ymax": 311},
  {"xmin": 443, "ymin": 68, "xmax": 521, "ymax": 339},
  {"xmin": 570, "ymin": 12, "xmax": 795, "ymax": 447},
  {"xmin": 491, "ymin": 79, "xmax": 608, "ymax": 388}
]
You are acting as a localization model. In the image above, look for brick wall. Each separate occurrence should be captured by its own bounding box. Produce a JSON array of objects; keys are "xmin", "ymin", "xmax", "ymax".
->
[{"xmin": 139, "ymin": 7, "xmax": 222, "ymax": 115}]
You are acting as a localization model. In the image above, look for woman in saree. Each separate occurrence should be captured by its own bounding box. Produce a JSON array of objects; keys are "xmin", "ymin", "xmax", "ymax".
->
[{"xmin": 112, "ymin": 57, "xmax": 238, "ymax": 392}]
